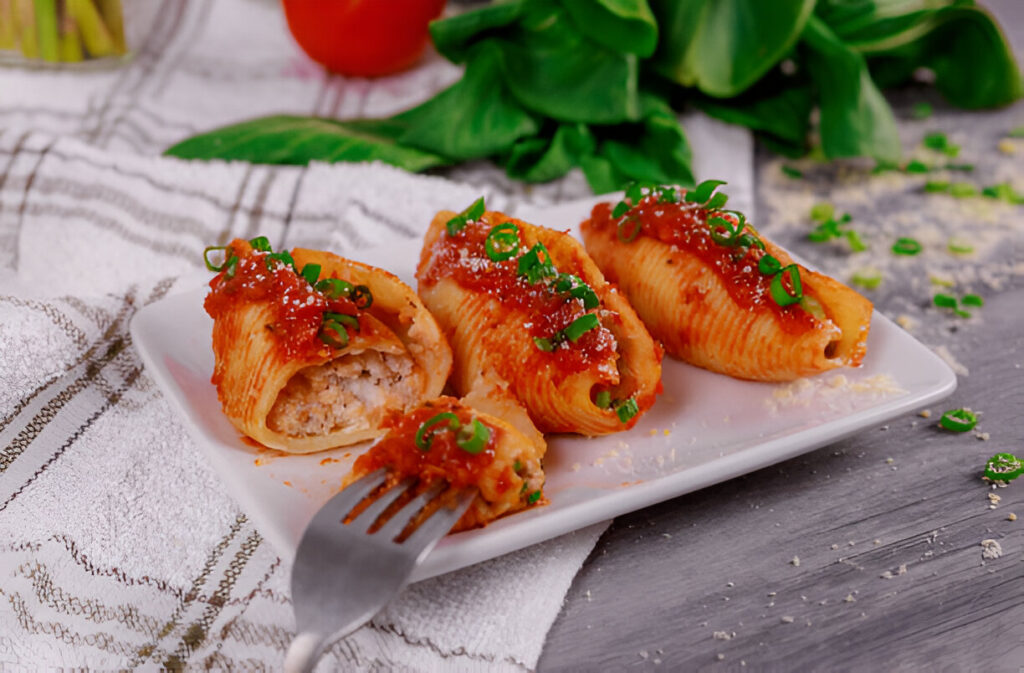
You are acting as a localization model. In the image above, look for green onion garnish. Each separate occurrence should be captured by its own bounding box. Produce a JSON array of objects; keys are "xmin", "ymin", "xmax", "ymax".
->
[
  {"xmin": 513, "ymin": 460, "xmax": 523, "ymax": 473},
  {"xmin": 527, "ymin": 490, "xmax": 542, "ymax": 505},
  {"xmin": 770, "ymin": 265, "xmax": 803, "ymax": 306},
  {"xmin": 851, "ymin": 268, "xmax": 882, "ymax": 289},
  {"xmin": 224, "ymin": 255, "xmax": 239, "ymax": 279},
  {"xmin": 922, "ymin": 132, "xmax": 959, "ymax": 157},
  {"xmin": 265, "ymin": 250, "xmax": 295, "ymax": 271},
  {"xmin": 614, "ymin": 398, "xmax": 639, "ymax": 424},
  {"xmin": 950, "ymin": 183, "xmax": 976, "ymax": 198},
  {"xmin": 203, "ymin": 245, "xmax": 230, "ymax": 272},
  {"xmin": 484, "ymin": 222, "xmax": 520, "ymax": 262},
  {"xmin": 350, "ymin": 285, "xmax": 373, "ymax": 309},
  {"xmin": 612, "ymin": 201, "xmax": 631, "ymax": 219},
  {"xmin": 318, "ymin": 317, "xmax": 351, "ymax": 349},
  {"xmin": 555, "ymin": 274, "xmax": 599, "ymax": 309},
  {"xmin": 517, "ymin": 242, "xmax": 556, "ymax": 284},
  {"xmin": 708, "ymin": 215, "xmax": 742, "ymax": 246},
  {"xmin": 939, "ymin": 408, "xmax": 977, "ymax": 433},
  {"xmin": 984, "ymin": 453, "xmax": 1023, "ymax": 482},
  {"xmin": 563, "ymin": 313, "xmax": 600, "ymax": 342},
  {"xmin": 249, "ymin": 236, "xmax": 272, "ymax": 252},
  {"xmin": 706, "ymin": 191, "xmax": 728, "ymax": 210},
  {"xmin": 781, "ymin": 166, "xmax": 802, "ymax": 179},
  {"xmin": 892, "ymin": 238, "xmax": 922, "ymax": 255},
  {"xmin": 933, "ymin": 293, "xmax": 957, "ymax": 309},
  {"xmin": 533, "ymin": 337, "xmax": 554, "ymax": 352},
  {"xmin": 845, "ymin": 230, "xmax": 867, "ymax": 252},
  {"xmin": 300, "ymin": 263, "xmax": 321, "ymax": 285},
  {"xmin": 758, "ymin": 254, "xmax": 782, "ymax": 275},
  {"xmin": 455, "ymin": 418, "xmax": 491, "ymax": 454},
  {"xmin": 445, "ymin": 197, "xmax": 486, "ymax": 236},
  {"xmin": 685, "ymin": 179, "xmax": 727, "ymax": 205},
  {"xmin": 925, "ymin": 180, "xmax": 951, "ymax": 193},
  {"xmin": 911, "ymin": 102, "xmax": 933, "ymax": 119},
  {"xmin": 905, "ymin": 160, "xmax": 929, "ymax": 174},
  {"xmin": 961, "ymin": 294, "xmax": 983, "ymax": 307},
  {"xmin": 947, "ymin": 237, "xmax": 974, "ymax": 254},
  {"xmin": 810, "ymin": 202, "xmax": 834, "ymax": 223},
  {"xmin": 944, "ymin": 163, "xmax": 974, "ymax": 173},
  {"xmin": 595, "ymin": 390, "xmax": 611, "ymax": 409},
  {"xmin": 324, "ymin": 312, "xmax": 359, "ymax": 331},
  {"xmin": 315, "ymin": 278, "xmax": 354, "ymax": 299},
  {"xmin": 617, "ymin": 216, "xmax": 642, "ymax": 243},
  {"xmin": 415, "ymin": 412, "xmax": 460, "ymax": 451}
]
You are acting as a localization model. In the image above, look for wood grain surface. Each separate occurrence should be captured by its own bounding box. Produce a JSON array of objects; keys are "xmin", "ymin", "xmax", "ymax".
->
[{"xmin": 538, "ymin": 4, "xmax": 1024, "ymax": 670}]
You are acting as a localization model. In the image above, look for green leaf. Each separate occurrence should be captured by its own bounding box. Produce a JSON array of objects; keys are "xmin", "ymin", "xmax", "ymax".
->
[
  {"xmin": 505, "ymin": 123, "xmax": 596, "ymax": 182},
  {"xmin": 579, "ymin": 153, "xmax": 626, "ymax": 194},
  {"xmin": 801, "ymin": 15, "xmax": 901, "ymax": 162},
  {"xmin": 496, "ymin": 0, "xmax": 641, "ymax": 124},
  {"xmin": 650, "ymin": 0, "xmax": 816, "ymax": 97},
  {"xmin": 429, "ymin": 0, "xmax": 526, "ymax": 63},
  {"xmin": 163, "ymin": 115, "xmax": 448, "ymax": 171},
  {"xmin": 394, "ymin": 43, "xmax": 540, "ymax": 160},
  {"xmin": 559, "ymin": 0, "xmax": 659, "ymax": 57}
]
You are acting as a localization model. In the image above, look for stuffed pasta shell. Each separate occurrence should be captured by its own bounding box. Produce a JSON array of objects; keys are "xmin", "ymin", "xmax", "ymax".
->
[
  {"xmin": 580, "ymin": 182, "xmax": 872, "ymax": 382},
  {"xmin": 346, "ymin": 396, "xmax": 545, "ymax": 531},
  {"xmin": 204, "ymin": 237, "xmax": 451, "ymax": 453},
  {"xmin": 416, "ymin": 199, "xmax": 662, "ymax": 435}
]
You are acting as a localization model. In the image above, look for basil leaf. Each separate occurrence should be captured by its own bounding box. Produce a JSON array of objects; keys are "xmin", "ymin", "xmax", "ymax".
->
[
  {"xmin": 163, "ymin": 115, "xmax": 448, "ymax": 171},
  {"xmin": 650, "ymin": 0, "xmax": 816, "ymax": 97},
  {"xmin": 394, "ymin": 43, "xmax": 540, "ymax": 159},
  {"xmin": 560, "ymin": 0, "xmax": 659, "ymax": 58},
  {"xmin": 801, "ymin": 15, "xmax": 901, "ymax": 163}
]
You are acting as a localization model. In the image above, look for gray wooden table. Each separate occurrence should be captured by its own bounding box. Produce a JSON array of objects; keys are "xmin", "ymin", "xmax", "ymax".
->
[{"xmin": 539, "ymin": 4, "xmax": 1024, "ymax": 670}]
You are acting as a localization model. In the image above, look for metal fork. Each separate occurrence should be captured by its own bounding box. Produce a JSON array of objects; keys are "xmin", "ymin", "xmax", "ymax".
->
[{"xmin": 284, "ymin": 469, "xmax": 475, "ymax": 673}]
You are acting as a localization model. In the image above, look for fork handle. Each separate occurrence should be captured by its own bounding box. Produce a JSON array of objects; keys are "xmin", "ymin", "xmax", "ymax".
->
[{"xmin": 285, "ymin": 631, "xmax": 327, "ymax": 673}]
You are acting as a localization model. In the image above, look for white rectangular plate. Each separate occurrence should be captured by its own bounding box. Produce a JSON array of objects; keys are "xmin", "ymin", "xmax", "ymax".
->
[{"xmin": 130, "ymin": 198, "xmax": 956, "ymax": 582}]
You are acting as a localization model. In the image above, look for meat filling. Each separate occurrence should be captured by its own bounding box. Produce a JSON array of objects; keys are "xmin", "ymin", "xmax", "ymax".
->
[{"xmin": 268, "ymin": 350, "xmax": 420, "ymax": 437}]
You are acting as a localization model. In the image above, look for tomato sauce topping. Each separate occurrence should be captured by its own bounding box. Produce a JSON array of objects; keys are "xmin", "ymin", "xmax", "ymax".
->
[
  {"xmin": 420, "ymin": 215, "xmax": 617, "ymax": 375},
  {"xmin": 354, "ymin": 398, "xmax": 510, "ymax": 492},
  {"xmin": 589, "ymin": 197, "xmax": 816, "ymax": 333},
  {"xmin": 204, "ymin": 239, "xmax": 363, "ymax": 359}
]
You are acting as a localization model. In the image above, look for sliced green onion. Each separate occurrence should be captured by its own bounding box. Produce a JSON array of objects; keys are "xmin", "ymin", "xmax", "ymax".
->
[
  {"xmin": 758, "ymin": 254, "xmax": 782, "ymax": 276},
  {"xmin": 513, "ymin": 459, "xmax": 523, "ymax": 473},
  {"xmin": 905, "ymin": 159, "xmax": 929, "ymax": 174},
  {"xmin": 892, "ymin": 238, "xmax": 922, "ymax": 255},
  {"xmin": 556, "ymin": 274, "xmax": 598, "ymax": 309},
  {"xmin": 708, "ymin": 216, "xmax": 741, "ymax": 246},
  {"xmin": 770, "ymin": 265, "xmax": 803, "ymax": 306},
  {"xmin": 929, "ymin": 274, "xmax": 955, "ymax": 287},
  {"xmin": 415, "ymin": 412, "xmax": 460, "ymax": 451},
  {"xmin": 323, "ymin": 312, "xmax": 359, "ymax": 331},
  {"xmin": 656, "ymin": 186, "xmax": 680, "ymax": 204},
  {"xmin": 265, "ymin": 250, "xmax": 295, "ymax": 271},
  {"xmin": 939, "ymin": 408, "xmax": 977, "ymax": 433},
  {"xmin": 925, "ymin": 180, "xmax": 951, "ymax": 193},
  {"xmin": 961, "ymin": 294, "xmax": 983, "ymax": 307},
  {"xmin": 484, "ymin": 222, "xmax": 520, "ymax": 262},
  {"xmin": 455, "ymin": 418, "xmax": 491, "ymax": 454},
  {"xmin": 595, "ymin": 390, "xmax": 611, "ymax": 409},
  {"xmin": 617, "ymin": 216, "xmax": 642, "ymax": 243},
  {"xmin": 984, "ymin": 453, "xmax": 1023, "ymax": 482},
  {"xmin": 300, "ymin": 263, "xmax": 321, "ymax": 285},
  {"xmin": 318, "ymin": 320, "xmax": 350, "ymax": 349},
  {"xmin": 527, "ymin": 490, "xmax": 542, "ymax": 505},
  {"xmin": 781, "ymin": 165, "xmax": 802, "ymax": 179},
  {"xmin": 445, "ymin": 197, "xmax": 486, "ymax": 236},
  {"xmin": 686, "ymin": 179, "xmax": 727, "ymax": 204},
  {"xmin": 315, "ymin": 278, "xmax": 354, "ymax": 299},
  {"xmin": 612, "ymin": 200, "xmax": 631, "ymax": 218},
  {"xmin": 911, "ymin": 102, "xmax": 933, "ymax": 119},
  {"xmin": 614, "ymin": 398, "xmax": 639, "ymax": 424},
  {"xmin": 223, "ymin": 255, "xmax": 239, "ymax": 280},
  {"xmin": 625, "ymin": 182, "xmax": 644, "ymax": 205},
  {"xmin": 922, "ymin": 132, "xmax": 947, "ymax": 150},
  {"xmin": 949, "ymin": 183, "xmax": 976, "ymax": 198},
  {"xmin": 845, "ymin": 230, "xmax": 867, "ymax": 252},
  {"xmin": 706, "ymin": 191, "xmax": 728, "ymax": 210},
  {"xmin": 517, "ymin": 243, "xmax": 556, "ymax": 283},
  {"xmin": 851, "ymin": 268, "xmax": 882, "ymax": 289},
  {"xmin": 563, "ymin": 313, "xmax": 600, "ymax": 342},
  {"xmin": 944, "ymin": 163, "xmax": 974, "ymax": 173},
  {"xmin": 249, "ymin": 236, "xmax": 271, "ymax": 252},
  {"xmin": 947, "ymin": 237, "xmax": 974, "ymax": 254},
  {"xmin": 810, "ymin": 202, "xmax": 834, "ymax": 223},
  {"xmin": 808, "ymin": 220, "xmax": 840, "ymax": 243},
  {"xmin": 203, "ymin": 245, "xmax": 230, "ymax": 272},
  {"xmin": 933, "ymin": 293, "xmax": 957, "ymax": 309},
  {"xmin": 799, "ymin": 295, "xmax": 827, "ymax": 321},
  {"xmin": 533, "ymin": 337, "xmax": 555, "ymax": 352},
  {"xmin": 350, "ymin": 284, "xmax": 373, "ymax": 309},
  {"xmin": 953, "ymin": 308, "xmax": 971, "ymax": 318}
]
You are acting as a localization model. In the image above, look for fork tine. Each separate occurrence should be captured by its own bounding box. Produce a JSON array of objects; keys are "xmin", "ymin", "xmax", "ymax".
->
[
  {"xmin": 313, "ymin": 468, "xmax": 387, "ymax": 525},
  {"xmin": 350, "ymin": 477, "xmax": 415, "ymax": 533},
  {"xmin": 373, "ymin": 480, "xmax": 447, "ymax": 541},
  {"xmin": 404, "ymin": 489, "xmax": 476, "ymax": 554}
]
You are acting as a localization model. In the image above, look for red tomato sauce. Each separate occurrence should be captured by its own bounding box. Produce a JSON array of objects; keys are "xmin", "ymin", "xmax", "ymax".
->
[
  {"xmin": 589, "ymin": 198, "xmax": 815, "ymax": 332},
  {"xmin": 420, "ymin": 215, "xmax": 617, "ymax": 375},
  {"xmin": 204, "ymin": 239, "xmax": 362, "ymax": 359},
  {"xmin": 354, "ymin": 398, "xmax": 509, "ymax": 492}
]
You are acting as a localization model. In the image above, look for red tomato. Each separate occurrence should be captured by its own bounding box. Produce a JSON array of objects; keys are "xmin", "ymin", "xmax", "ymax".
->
[{"xmin": 281, "ymin": 0, "xmax": 446, "ymax": 77}]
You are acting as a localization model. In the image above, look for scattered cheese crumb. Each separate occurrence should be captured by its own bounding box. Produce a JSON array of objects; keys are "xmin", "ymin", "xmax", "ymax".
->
[
  {"xmin": 896, "ymin": 314, "xmax": 917, "ymax": 331},
  {"xmin": 717, "ymin": 653, "xmax": 725, "ymax": 661},
  {"xmin": 830, "ymin": 544, "xmax": 839, "ymax": 550},
  {"xmin": 880, "ymin": 564, "xmax": 907, "ymax": 579},
  {"xmin": 919, "ymin": 409, "xmax": 932, "ymax": 418},
  {"xmin": 1008, "ymin": 513, "xmax": 1017, "ymax": 522},
  {"xmin": 988, "ymin": 493, "xmax": 1002, "ymax": 508},
  {"xmin": 975, "ymin": 432, "xmax": 991, "ymax": 441},
  {"xmin": 713, "ymin": 631, "xmax": 734, "ymax": 641},
  {"xmin": 639, "ymin": 650, "xmax": 649, "ymax": 660},
  {"xmin": 844, "ymin": 594, "xmax": 856, "ymax": 603},
  {"xmin": 886, "ymin": 457, "xmax": 895, "ymax": 464},
  {"xmin": 780, "ymin": 616, "xmax": 795, "ymax": 624},
  {"xmin": 790, "ymin": 556, "xmax": 800, "ymax": 567},
  {"xmin": 981, "ymin": 539, "xmax": 1003, "ymax": 560}
]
